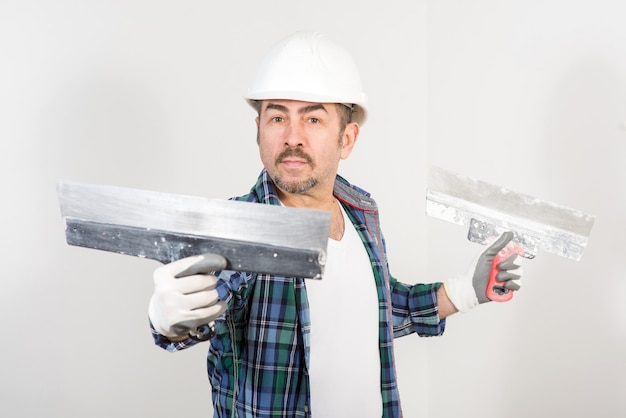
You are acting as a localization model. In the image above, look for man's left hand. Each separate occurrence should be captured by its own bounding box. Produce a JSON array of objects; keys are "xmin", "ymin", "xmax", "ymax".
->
[{"xmin": 444, "ymin": 232, "xmax": 523, "ymax": 313}]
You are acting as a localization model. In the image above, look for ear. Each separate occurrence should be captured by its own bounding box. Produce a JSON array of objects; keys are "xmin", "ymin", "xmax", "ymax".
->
[{"xmin": 340, "ymin": 122, "xmax": 359, "ymax": 160}]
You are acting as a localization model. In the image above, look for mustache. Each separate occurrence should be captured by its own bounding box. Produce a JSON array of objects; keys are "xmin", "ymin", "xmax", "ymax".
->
[{"xmin": 275, "ymin": 148, "xmax": 314, "ymax": 165}]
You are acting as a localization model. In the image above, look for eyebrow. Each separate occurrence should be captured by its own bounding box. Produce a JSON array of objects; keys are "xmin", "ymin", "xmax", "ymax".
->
[{"xmin": 264, "ymin": 102, "xmax": 329, "ymax": 115}]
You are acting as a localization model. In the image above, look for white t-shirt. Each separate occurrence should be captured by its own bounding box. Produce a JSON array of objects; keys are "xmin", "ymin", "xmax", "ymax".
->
[{"xmin": 306, "ymin": 203, "xmax": 382, "ymax": 417}]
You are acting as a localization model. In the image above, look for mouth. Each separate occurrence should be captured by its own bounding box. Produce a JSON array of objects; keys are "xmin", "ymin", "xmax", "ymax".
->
[{"xmin": 280, "ymin": 158, "xmax": 309, "ymax": 168}]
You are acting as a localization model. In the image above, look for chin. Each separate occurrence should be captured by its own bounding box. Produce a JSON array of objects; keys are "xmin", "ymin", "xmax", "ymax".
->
[{"xmin": 274, "ymin": 176, "xmax": 318, "ymax": 194}]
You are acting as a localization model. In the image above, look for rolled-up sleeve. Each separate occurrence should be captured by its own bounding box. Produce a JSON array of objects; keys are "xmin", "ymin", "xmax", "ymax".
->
[{"xmin": 389, "ymin": 277, "xmax": 446, "ymax": 338}]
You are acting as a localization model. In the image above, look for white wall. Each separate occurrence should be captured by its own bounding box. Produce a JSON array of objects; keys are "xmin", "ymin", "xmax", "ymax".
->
[
  {"xmin": 425, "ymin": 1, "xmax": 626, "ymax": 417},
  {"xmin": 0, "ymin": 1, "xmax": 623, "ymax": 417}
]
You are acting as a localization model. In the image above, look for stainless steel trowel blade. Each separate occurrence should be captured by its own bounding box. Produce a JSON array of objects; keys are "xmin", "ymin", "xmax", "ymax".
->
[
  {"xmin": 57, "ymin": 181, "xmax": 331, "ymax": 278},
  {"xmin": 425, "ymin": 166, "xmax": 595, "ymax": 261}
]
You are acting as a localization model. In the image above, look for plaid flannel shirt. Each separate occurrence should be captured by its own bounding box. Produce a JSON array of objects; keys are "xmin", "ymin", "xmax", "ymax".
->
[{"xmin": 153, "ymin": 169, "xmax": 446, "ymax": 417}]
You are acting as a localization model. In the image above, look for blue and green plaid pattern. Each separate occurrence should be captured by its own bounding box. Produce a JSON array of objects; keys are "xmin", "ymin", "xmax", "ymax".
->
[{"xmin": 152, "ymin": 169, "xmax": 445, "ymax": 417}]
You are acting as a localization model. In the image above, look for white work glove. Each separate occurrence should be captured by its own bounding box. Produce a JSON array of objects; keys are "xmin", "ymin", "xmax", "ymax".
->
[
  {"xmin": 149, "ymin": 254, "xmax": 227, "ymax": 340},
  {"xmin": 444, "ymin": 232, "xmax": 523, "ymax": 313}
]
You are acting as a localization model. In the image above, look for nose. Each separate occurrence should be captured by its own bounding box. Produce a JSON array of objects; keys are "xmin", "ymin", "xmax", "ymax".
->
[{"xmin": 284, "ymin": 120, "xmax": 304, "ymax": 147}]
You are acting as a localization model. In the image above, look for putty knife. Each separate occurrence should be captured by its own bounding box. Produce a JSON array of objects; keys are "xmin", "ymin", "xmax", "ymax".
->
[
  {"xmin": 57, "ymin": 181, "xmax": 331, "ymax": 339},
  {"xmin": 426, "ymin": 166, "xmax": 595, "ymax": 301},
  {"xmin": 57, "ymin": 181, "xmax": 331, "ymax": 279}
]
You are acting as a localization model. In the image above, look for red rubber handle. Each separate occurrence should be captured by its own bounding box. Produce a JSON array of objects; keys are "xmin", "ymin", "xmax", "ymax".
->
[{"xmin": 486, "ymin": 242, "xmax": 523, "ymax": 302}]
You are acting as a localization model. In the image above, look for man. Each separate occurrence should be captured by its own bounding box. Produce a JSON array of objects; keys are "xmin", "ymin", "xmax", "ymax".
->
[{"xmin": 148, "ymin": 31, "xmax": 522, "ymax": 417}]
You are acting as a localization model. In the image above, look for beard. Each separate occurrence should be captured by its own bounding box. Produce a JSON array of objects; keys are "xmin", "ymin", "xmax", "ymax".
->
[
  {"xmin": 274, "ymin": 176, "xmax": 318, "ymax": 194},
  {"xmin": 272, "ymin": 148, "xmax": 318, "ymax": 194}
]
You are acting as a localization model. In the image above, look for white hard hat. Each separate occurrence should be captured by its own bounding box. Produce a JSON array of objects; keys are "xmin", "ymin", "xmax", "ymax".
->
[{"xmin": 245, "ymin": 31, "xmax": 368, "ymax": 125}]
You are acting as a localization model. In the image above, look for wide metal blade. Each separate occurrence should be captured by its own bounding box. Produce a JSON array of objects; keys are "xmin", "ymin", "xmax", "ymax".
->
[
  {"xmin": 425, "ymin": 166, "xmax": 595, "ymax": 261},
  {"xmin": 57, "ymin": 181, "xmax": 331, "ymax": 278}
]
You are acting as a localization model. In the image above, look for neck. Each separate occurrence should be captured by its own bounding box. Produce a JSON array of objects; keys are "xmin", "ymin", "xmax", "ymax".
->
[
  {"xmin": 276, "ymin": 186, "xmax": 335, "ymax": 212},
  {"xmin": 328, "ymin": 198, "xmax": 345, "ymax": 241},
  {"xmin": 276, "ymin": 188, "xmax": 344, "ymax": 240}
]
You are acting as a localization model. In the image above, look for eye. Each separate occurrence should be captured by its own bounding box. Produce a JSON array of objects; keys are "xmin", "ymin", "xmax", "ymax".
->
[
  {"xmin": 271, "ymin": 116, "xmax": 284, "ymax": 123},
  {"xmin": 308, "ymin": 117, "xmax": 320, "ymax": 124}
]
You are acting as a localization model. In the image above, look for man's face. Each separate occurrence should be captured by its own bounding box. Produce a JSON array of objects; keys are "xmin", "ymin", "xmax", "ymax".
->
[{"xmin": 256, "ymin": 100, "xmax": 357, "ymax": 198}]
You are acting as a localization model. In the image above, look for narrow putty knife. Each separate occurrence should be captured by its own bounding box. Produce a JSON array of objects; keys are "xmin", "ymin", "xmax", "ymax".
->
[
  {"xmin": 57, "ymin": 181, "xmax": 331, "ymax": 338},
  {"xmin": 425, "ymin": 166, "xmax": 595, "ymax": 301}
]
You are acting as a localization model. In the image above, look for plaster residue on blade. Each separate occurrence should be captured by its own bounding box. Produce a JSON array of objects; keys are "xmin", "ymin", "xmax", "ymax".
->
[
  {"xmin": 427, "ymin": 167, "xmax": 594, "ymax": 236},
  {"xmin": 57, "ymin": 182, "xmax": 331, "ymax": 250},
  {"xmin": 425, "ymin": 167, "xmax": 595, "ymax": 261}
]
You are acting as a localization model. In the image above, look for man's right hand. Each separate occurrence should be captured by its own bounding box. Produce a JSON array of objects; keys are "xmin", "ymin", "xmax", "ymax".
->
[{"xmin": 148, "ymin": 254, "xmax": 227, "ymax": 340}]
